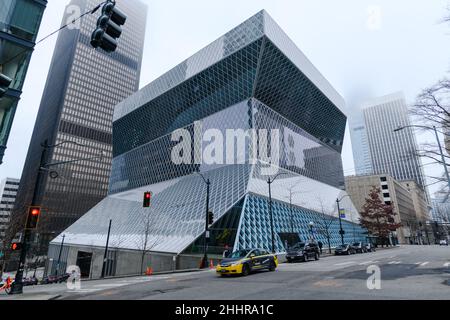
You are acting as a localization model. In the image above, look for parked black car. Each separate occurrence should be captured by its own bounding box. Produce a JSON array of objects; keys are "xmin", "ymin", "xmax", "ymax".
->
[
  {"xmin": 351, "ymin": 242, "xmax": 367, "ymax": 253},
  {"xmin": 40, "ymin": 273, "xmax": 70, "ymax": 285},
  {"xmin": 365, "ymin": 243, "xmax": 376, "ymax": 252},
  {"xmin": 334, "ymin": 244, "xmax": 355, "ymax": 255},
  {"xmin": 286, "ymin": 242, "xmax": 320, "ymax": 262},
  {"xmin": 22, "ymin": 277, "xmax": 39, "ymax": 286}
]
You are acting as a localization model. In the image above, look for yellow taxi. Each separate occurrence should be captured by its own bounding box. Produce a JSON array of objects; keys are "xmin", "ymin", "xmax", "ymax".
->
[{"xmin": 216, "ymin": 248, "xmax": 278, "ymax": 276}]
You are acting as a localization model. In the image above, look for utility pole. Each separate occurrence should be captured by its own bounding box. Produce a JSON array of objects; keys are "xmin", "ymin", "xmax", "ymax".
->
[{"xmin": 101, "ymin": 220, "xmax": 112, "ymax": 278}]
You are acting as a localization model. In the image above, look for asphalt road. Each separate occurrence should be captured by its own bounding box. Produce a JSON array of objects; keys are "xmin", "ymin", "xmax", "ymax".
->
[{"xmin": 2, "ymin": 245, "xmax": 449, "ymax": 300}]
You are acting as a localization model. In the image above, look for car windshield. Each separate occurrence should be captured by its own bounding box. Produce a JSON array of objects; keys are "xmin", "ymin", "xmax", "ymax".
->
[
  {"xmin": 291, "ymin": 243, "xmax": 305, "ymax": 249},
  {"xmin": 353, "ymin": 243, "xmax": 360, "ymax": 246},
  {"xmin": 339, "ymin": 245, "xmax": 348, "ymax": 249},
  {"xmin": 229, "ymin": 250, "xmax": 251, "ymax": 258}
]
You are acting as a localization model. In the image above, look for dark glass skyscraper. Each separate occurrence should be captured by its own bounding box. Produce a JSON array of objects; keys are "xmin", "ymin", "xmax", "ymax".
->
[
  {"xmin": 12, "ymin": 0, "xmax": 147, "ymax": 250},
  {"xmin": 0, "ymin": 0, "xmax": 47, "ymax": 164}
]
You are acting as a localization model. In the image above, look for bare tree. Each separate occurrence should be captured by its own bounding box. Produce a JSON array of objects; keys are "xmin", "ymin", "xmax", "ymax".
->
[
  {"xmin": 135, "ymin": 208, "xmax": 164, "ymax": 275},
  {"xmin": 313, "ymin": 198, "xmax": 336, "ymax": 254}
]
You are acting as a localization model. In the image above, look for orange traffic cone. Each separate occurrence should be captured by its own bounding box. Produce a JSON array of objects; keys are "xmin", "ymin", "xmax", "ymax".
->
[
  {"xmin": 146, "ymin": 267, "xmax": 153, "ymax": 276},
  {"xmin": 209, "ymin": 259, "xmax": 214, "ymax": 269}
]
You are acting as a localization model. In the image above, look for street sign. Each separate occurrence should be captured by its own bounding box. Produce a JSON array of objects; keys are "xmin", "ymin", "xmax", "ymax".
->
[
  {"xmin": 339, "ymin": 209, "xmax": 346, "ymax": 218},
  {"xmin": 206, "ymin": 231, "xmax": 210, "ymax": 239}
]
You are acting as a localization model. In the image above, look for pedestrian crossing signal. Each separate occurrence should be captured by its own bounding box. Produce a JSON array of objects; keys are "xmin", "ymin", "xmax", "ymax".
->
[{"xmin": 208, "ymin": 211, "xmax": 214, "ymax": 225}]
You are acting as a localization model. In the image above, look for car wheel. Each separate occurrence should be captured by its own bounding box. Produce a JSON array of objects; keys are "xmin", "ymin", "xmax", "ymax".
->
[
  {"xmin": 346, "ymin": 250, "xmax": 351, "ymax": 255},
  {"xmin": 242, "ymin": 264, "xmax": 250, "ymax": 276},
  {"xmin": 269, "ymin": 261, "xmax": 276, "ymax": 271},
  {"xmin": 315, "ymin": 253, "xmax": 319, "ymax": 260},
  {"xmin": 303, "ymin": 255, "xmax": 308, "ymax": 262}
]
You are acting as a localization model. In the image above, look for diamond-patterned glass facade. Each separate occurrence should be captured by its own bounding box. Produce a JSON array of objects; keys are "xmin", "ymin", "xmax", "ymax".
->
[{"xmin": 52, "ymin": 10, "xmax": 365, "ymax": 255}]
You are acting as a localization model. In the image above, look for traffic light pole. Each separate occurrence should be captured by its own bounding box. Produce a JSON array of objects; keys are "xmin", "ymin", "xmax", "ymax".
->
[
  {"xmin": 101, "ymin": 220, "xmax": 112, "ymax": 278},
  {"xmin": 55, "ymin": 234, "xmax": 65, "ymax": 276},
  {"xmin": 201, "ymin": 179, "xmax": 210, "ymax": 269},
  {"xmin": 10, "ymin": 140, "xmax": 104, "ymax": 294},
  {"xmin": 10, "ymin": 141, "xmax": 48, "ymax": 294}
]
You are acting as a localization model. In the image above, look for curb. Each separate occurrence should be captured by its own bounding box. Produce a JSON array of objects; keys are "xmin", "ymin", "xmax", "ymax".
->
[{"xmin": 81, "ymin": 268, "xmax": 204, "ymax": 282}]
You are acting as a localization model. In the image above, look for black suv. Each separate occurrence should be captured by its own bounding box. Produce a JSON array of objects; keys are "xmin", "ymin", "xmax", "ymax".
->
[
  {"xmin": 351, "ymin": 242, "xmax": 366, "ymax": 254},
  {"xmin": 334, "ymin": 244, "xmax": 356, "ymax": 255},
  {"xmin": 286, "ymin": 242, "xmax": 320, "ymax": 263}
]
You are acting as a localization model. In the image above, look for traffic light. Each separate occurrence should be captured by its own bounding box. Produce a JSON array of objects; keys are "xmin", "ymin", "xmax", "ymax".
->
[
  {"xmin": 208, "ymin": 211, "xmax": 214, "ymax": 225},
  {"xmin": 25, "ymin": 206, "xmax": 41, "ymax": 229},
  {"xmin": 90, "ymin": 0, "xmax": 127, "ymax": 52},
  {"xmin": 11, "ymin": 242, "xmax": 22, "ymax": 251},
  {"xmin": 0, "ymin": 73, "xmax": 12, "ymax": 98},
  {"xmin": 143, "ymin": 192, "xmax": 152, "ymax": 208}
]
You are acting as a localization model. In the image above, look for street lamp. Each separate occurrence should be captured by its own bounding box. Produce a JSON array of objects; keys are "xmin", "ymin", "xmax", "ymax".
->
[
  {"xmin": 267, "ymin": 172, "xmax": 288, "ymax": 253},
  {"xmin": 394, "ymin": 125, "xmax": 450, "ymax": 191},
  {"xmin": 10, "ymin": 140, "xmax": 105, "ymax": 295},
  {"xmin": 197, "ymin": 172, "xmax": 211, "ymax": 269},
  {"xmin": 336, "ymin": 194, "xmax": 351, "ymax": 246}
]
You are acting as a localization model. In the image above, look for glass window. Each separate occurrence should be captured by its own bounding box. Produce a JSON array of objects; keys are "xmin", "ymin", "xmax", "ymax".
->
[{"xmin": 0, "ymin": 0, "xmax": 45, "ymax": 41}]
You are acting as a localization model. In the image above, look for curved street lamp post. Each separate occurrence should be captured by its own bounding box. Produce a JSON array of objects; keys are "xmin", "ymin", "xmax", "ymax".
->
[{"xmin": 336, "ymin": 194, "xmax": 351, "ymax": 246}]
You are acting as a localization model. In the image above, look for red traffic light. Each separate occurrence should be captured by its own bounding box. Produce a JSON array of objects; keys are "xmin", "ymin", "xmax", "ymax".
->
[
  {"xmin": 143, "ymin": 192, "xmax": 152, "ymax": 208},
  {"xmin": 26, "ymin": 206, "xmax": 41, "ymax": 229},
  {"xmin": 11, "ymin": 243, "xmax": 22, "ymax": 251}
]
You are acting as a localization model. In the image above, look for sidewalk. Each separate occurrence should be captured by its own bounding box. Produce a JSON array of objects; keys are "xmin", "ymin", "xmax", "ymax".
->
[{"xmin": 0, "ymin": 268, "xmax": 207, "ymax": 301}]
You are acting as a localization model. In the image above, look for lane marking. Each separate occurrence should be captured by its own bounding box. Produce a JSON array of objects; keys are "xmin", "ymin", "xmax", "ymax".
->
[
  {"xmin": 94, "ymin": 284, "xmax": 127, "ymax": 288},
  {"xmin": 388, "ymin": 261, "xmax": 401, "ymax": 264},
  {"xmin": 414, "ymin": 262, "xmax": 422, "ymax": 265},
  {"xmin": 358, "ymin": 261, "xmax": 374, "ymax": 265},
  {"xmin": 419, "ymin": 262, "xmax": 429, "ymax": 267},
  {"xmin": 444, "ymin": 262, "xmax": 450, "ymax": 267},
  {"xmin": 334, "ymin": 261, "xmax": 356, "ymax": 266}
]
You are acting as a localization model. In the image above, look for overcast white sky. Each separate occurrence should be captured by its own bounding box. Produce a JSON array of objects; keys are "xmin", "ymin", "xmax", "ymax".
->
[{"xmin": 1, "ymin": 0, "xmax": 449, "ymax": 196}]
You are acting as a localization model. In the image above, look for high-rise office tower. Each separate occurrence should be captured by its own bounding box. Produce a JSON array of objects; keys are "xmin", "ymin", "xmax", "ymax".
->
[
  {"xmin": 0, "ymin": 0, "xmax": 47, "ymax": 164},
  {"xmin": 12, "ymin": 0, "xmax": 147, "ymax": 251},
  {"xmin": 0, "ymin": 178, "xmax": 20, "ymax": 243},
  {"xmin": 350, "ymin": 92, "xmax": 427, "ymax": 190},
  {"xmin": 349, "ymin": 115, "xmax": 373, "ymax": 175}
]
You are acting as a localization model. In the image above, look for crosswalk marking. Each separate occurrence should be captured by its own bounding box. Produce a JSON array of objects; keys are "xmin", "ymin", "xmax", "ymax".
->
[{"xmin": 443, "ymin": 262, "xmax": 449, "ymax": 267}]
